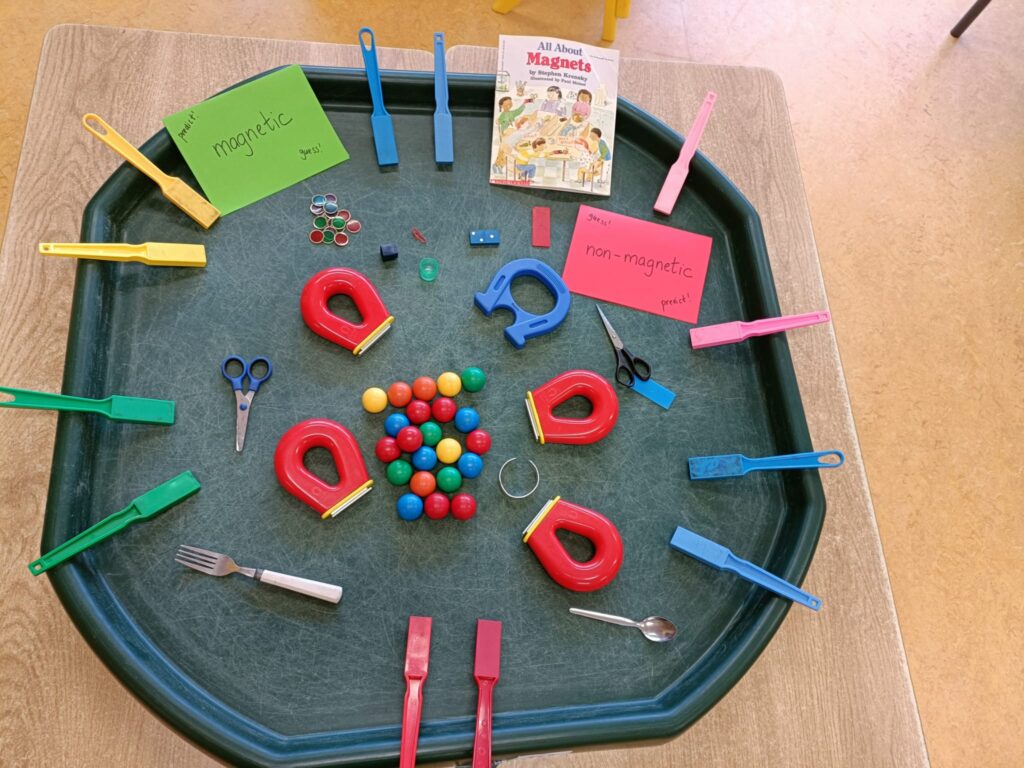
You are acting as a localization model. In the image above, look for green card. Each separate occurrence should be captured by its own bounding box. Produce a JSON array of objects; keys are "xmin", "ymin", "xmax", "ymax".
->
[{"xmin": 163, "ymin": 65, "xmax": 348, "ymax": 215}]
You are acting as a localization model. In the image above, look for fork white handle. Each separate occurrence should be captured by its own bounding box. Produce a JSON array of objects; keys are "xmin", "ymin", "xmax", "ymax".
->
[{"xmin": 257, "ymin": 570, "xmax": 343, "ymax": 604}]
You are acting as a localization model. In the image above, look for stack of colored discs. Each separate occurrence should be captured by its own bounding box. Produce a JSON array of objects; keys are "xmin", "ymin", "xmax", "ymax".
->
[
  {"xmin": 308, "ymin": 194, "xmax": 362, "ymax": 246},
  {"xmin": 363, "ymin": 367, "xmax": 489, "ymax": 522}
]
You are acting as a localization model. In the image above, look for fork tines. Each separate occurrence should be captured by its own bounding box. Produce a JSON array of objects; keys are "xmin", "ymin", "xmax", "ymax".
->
[{"xmin": 176, "ymin": 544, "xmax": 221, "ymax": 573}]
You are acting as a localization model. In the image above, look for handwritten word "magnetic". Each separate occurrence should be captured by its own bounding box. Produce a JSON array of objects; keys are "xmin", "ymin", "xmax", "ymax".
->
[{"xmin": 212, "ymin": 111, "xmax": 294, "ymax": 159}]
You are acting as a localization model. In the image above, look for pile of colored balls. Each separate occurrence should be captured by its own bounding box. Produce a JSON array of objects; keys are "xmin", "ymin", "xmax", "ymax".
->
[
  {"xmin": 362, "ymin": 367, "xmax": 489, "ymax": 522},
  {"xmin": 308, "ymin": 193, "xmax": 362, "ymax": 246}
]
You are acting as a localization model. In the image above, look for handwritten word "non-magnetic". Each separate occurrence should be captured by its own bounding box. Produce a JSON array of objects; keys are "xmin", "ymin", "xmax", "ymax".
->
[
  {"xmin": 212, "ymin": 111, "xmax": 293, "ymax": 159},
  {"xmin": 585, "ymin": 244, "xmax": 695, "ymax": 279}
]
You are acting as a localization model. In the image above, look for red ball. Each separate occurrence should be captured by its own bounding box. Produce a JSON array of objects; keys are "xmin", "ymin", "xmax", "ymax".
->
[
  {"xmin": 375, "ymin": 436, "xmax": 401, "ymax": 462},
  {"xmin": 387, "ymin": 381, "xmax": 413, "ymax": 407},
  {"xmin": 396, "ymin": 426, "xmax": 424, "ymax": 453},
  {"xmin": 466, "ymin": 429, "xmax": 492, "ymax": 455},
  {"xmin": 412, "ymin": 376, "xmax": 438, "ymax": 401},
  {"xmin": 423, "ymin": 492, "xmax": 450, "ymax": 519},
  {"xmin": 431, "ymin": 396, "xmax": 457, "ymax": 423},
  {"xmin": 410, "ymin": 471, "xmax": 437, "ymax": 497},
  {"xmin": 450, "ymin": 493, "xmax": 477, "ymax": 521},
  {"xmin": 406, "ymin": 399, "xmax": 432, "ymax": 424}
]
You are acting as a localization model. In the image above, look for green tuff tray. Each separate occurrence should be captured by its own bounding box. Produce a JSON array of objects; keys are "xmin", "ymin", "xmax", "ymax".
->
[{"xmin": 44, "ymin": 67, "xmax": 824, "ymax": 767}]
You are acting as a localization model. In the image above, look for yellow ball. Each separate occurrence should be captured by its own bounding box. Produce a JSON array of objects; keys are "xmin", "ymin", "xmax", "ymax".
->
[
  {"xmin": 436, "ymin": 437, "xmax": 463, "ymax": 464},
  {"xmin": 436, "ymin": 371, "xmax": 462, "ymax": 397},
  {"xmin": 361, "ymin": 387, "xmax": 388, "ymax": 414}
]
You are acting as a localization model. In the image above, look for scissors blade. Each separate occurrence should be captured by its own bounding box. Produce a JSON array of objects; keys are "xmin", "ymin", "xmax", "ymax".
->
[
  {"xmin": 596, "ymin": 305, "xmax": 625, "ymax": 350},
  {"xmin": 234, "ymin": 390, "xmax": 253, "ymax": 452}
]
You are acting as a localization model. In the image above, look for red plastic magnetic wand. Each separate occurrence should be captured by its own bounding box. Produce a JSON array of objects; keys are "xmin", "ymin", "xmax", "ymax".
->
[
  {"xmin": 472, "ymin": 619, "xmax": 502, "ymax": 768},
  {"xmin": 400, "ymin": 616, "xmax": 432, "ymax": 768}
]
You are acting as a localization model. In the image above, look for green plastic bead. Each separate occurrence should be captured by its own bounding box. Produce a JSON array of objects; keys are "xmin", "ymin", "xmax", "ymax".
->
[
  {"xmin": 313, "ymin": 216, "xmax": 328, "ymax": 230},
  {"xmin": 419, "ymin": 257, "xmax": 439, "ymax": 283},
  {"xmin": 420, "ymin": 421, "xmax": 443, "ymax": 447},
  {"xmin": 436, "ymin": 466, "xmax": 463, "ymax": 493},
  {"xmin": 386, "ymin": 459, "xmax": 413, "ymax": 486},
  {"xmin": 461, "ymin": 367, "xmax": 486, "ymax": 393}
]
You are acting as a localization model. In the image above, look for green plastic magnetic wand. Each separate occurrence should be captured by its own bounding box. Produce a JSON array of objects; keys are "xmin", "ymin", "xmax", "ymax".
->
[
  {"xmin": 0, "ymin": 386, "xmax": 174, "ymax": 424},
  {"xmin": 29, "ymin": 471, "xmax": 201, "ymax": 575}
]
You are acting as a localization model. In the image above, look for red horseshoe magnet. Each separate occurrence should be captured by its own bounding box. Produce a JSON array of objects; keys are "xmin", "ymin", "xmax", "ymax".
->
[
  {"xmin": 525, "ymin": 369, "xmax": 619, "ymax": 445},
  {"xmin": 274, "ymin": 419, "xmax": 373, "ymax": 519},
  {"xmin": 523, "ymin": 497, "xmax": 623, "ymax": 592},
  {"xmin": 300, "ymin": 267, "xmax": 394, "ymax": 356}
]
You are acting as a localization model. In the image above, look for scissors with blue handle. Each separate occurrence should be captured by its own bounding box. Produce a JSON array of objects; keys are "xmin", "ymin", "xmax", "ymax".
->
[
  {"xmin": 221, "ymin": 355, "xmax": 272, "ymax": 452},
  {"xmin": 596, "ymin": 306, "xmax": 652, "ymax": 388}
]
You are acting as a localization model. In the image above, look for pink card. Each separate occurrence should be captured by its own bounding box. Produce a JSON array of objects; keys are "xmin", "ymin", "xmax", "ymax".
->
[{"xmin": 562, "ymin": 206, "xmax": 712, "ymax": 324}]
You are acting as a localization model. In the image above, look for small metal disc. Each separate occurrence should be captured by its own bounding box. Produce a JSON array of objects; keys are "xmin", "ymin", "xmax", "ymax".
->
[
  {"xmin": 331, "ymin": 217, "xmax": 347, "ymax": 229},
  {"xmin": 313, "ymin": 216, "xmax": 329, "ymax": 230},
  {"xmin": 312, "ymin": 194, "xmax": 327, "ymax": 206},
  {"xmin": 419, "ymin": 257, "xmax": 439, "ymax": 283},
  {"xmin": 324, "ymin": 201, "xmax": 339, "ymax": 215},
  {"xmin": 338, "ymin": 209, "xmax": 352, "ymax": 222},
  {"xmin": 346, "ymin": 219, "xmax": 362, "ymax": 233},
  {"xmin": 310, "ymin": 204, "xmax": 324, "ymax": 215},
  {"xmin": 333, "ymin": 232, "xmax": 350, "ymax": 247},
  {"xmin": 322, "ymin": 229, "xmax": 336, "ymax": 244},
  {"xmin": 324, "ymin": 193, "xmax": 337, "ymax": 204},
  {"xmin": 309, "ymin": 230, "xmax": 325, "ymax": 244}
]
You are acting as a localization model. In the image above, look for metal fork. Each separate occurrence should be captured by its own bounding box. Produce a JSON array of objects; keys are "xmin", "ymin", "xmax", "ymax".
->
[{"xmin": 175, "ymin": 545, "xmax": 343, "ymax": 604}]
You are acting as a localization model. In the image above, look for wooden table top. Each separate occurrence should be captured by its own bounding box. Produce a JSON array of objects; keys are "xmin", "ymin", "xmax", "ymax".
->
[{"xmin": 0, "ymin": 25, "xmax": 929, "ymax": 768}]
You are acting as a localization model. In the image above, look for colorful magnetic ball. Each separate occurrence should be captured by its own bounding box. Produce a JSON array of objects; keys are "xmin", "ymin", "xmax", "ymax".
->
[
  {"xmin": 375, "ymin": 436, "xmax": 402, "ymax": 463},
  {"xmin": 461, "ymin": 367, "xmax": 486, "ymax": 393},
  {"xmin": 436, "ymin": 371, "xmax": 462, "ymax": 397},
  {"xmin": 457, "ymin": 452, "xmax": 484, "ymax": 479},
  {"xmin": 397, "ymin": 493, "xmax": 424, "ymax": 521},
  {"xmin": 454, "ymin": 407, "xmax": 481, "ymax": 433},
  {"xmin": 410, "ymin": 471, "xmax": 437, "ymax": 497},
  {"xmin": 384, "ymin": 413, "xmax": 411, "ymax": 437},
  {"xmin": 431, "ymin": 397, "xmax": 457, "ymax": 423},
  {"xmin": 396, "ymin": 426, "xmax": 424, "ymax": 453},
  {"xmin": 450, "ymin": 493, "xmax": 477, "ymax": 521},
  {"xmin": 436, "ymin": 438, "xmax": 463, "ymax": 464},
  {"xmin": 436, "ymin": 466, "xmax": 463, "ymax": 493},
  {"xmin": 466, "ymin": 429, "xmax": 492, "ymax": 455},
  {"xmin": 412, "ymin": 376, "xmax": 438, "ymax": 401},
  {"xmin": 423, "ymin": 492, "xmax": 450, "ymax": 520},
  {"xmin": 362, "ymin": 387, "xmax": 388, "ymax": 414},
  {"xmin": 386, "ymin": 459, "xmax": 413, "ymax": 486},
  {"xmin": 406, "ymin": 399, "xmax": 432, "ymax": 425},
  {"xmin": 388, "ymin": 381, "xmax": 413, "ymax": 408},
  {"xmin": 420, "ymin": 421, "xmax": 443, "ymax": 447},
  {"xmin": 411, "ymin": 446, "xmax": 438, "ymax": 471}
]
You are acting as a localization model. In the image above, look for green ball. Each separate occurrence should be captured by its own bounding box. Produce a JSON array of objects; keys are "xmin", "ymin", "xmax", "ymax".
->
[
  {"xmin": 461, "ymin": 366, "xmax": 486, "ymax": 393},
  {"xmin": 420, "ymin": 421, "xmax": 443, "ymax": 447},
  {"xmin": 436, "ymin": 466, "xmax": 463, "ymax": 493},
  {"xmin": 386, "ymin": 459, "xmax": 413, "ymax": 486}
]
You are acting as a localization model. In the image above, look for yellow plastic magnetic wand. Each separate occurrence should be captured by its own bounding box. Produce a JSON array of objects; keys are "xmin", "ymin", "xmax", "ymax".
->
[
  {"xmin": 39, "ymin": 242, "xmax": 206, "ymax": 268},
  {"xmin": 81, "ymin": 113, "xmax": 220, "ymax": 229}
]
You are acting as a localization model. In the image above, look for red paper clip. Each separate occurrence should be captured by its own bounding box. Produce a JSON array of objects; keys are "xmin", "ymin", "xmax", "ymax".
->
[
  {"xmin": 300, "ymin": 267, "xmax": 393, "ymax": 356},
  {"xmin": 274, "ymin": 419, "xmax": 373, "ymax": 519},
  {"xmin": 411, "ymin": 227, "xmax": 427, "ymax": 244},
  {"xmin": 523, "ymin": 497, "xmax": 623, "ymax": 592},
  {"xmin": 525, "ymin": 369, "xmax": 619, "ymax": 445}
]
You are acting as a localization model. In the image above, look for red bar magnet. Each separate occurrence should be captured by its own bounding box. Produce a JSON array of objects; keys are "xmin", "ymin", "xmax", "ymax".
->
[
  {"xmin": 531, "ymin": 206, "xmax": 551, "ymax": 248},
  {"xmin": 274, "ymin": 418, "xmax": 373, "ymax": 519},
  {"xmin": 300, "ymin": 267, "xmax": 394, "ymax": 356},
  {"xmin": 525, "ymin": 369, "xmax": 619, "ymax": 445},
  {"xmin": 523, "ymin": 497, "xmax": 623, "ymax": 592}
]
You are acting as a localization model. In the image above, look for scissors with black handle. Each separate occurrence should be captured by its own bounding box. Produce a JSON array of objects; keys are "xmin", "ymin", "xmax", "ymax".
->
[
  {"xmin": 596, "ymin": 305, "xmax": 652, "ymax": 388},
  {"xmin": 221, "ymin": 355, "xmax": 272, "ymax": 452}
]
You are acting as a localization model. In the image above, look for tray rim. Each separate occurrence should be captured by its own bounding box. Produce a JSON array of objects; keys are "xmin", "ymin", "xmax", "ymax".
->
[{"xmin": 43, "ymin": 66, "xmax": 825, "ymax": 767}]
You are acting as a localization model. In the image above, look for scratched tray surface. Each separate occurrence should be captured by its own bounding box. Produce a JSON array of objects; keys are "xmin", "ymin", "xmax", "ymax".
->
[{"xmin": 46, "ymin": 68, "xmax": 823, "ymax": 766}]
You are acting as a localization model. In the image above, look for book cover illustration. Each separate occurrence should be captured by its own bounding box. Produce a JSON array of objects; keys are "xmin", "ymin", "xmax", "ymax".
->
[{"xmin": 489, "ymin": 36, "xmax": 619, "ymax": 196}]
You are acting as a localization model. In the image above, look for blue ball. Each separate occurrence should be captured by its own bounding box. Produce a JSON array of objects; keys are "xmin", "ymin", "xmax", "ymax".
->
[
  {"xmin": 454, "ymin": 407, "xmax": 480, "ymax": 433},
  {"xmin": 411, "ymin": 446, "xmax": 438, "ymax": 471},
  {"xmin": 385, "ymin": 413, "xmax": 411, "ymax": 437},
  {"xmin": 457, "ymin": 452, "xmax": 484, "ymax": 479},
  {"xmin": 396, "ymin": 493, "xmax": 424, "ymax": 521}
]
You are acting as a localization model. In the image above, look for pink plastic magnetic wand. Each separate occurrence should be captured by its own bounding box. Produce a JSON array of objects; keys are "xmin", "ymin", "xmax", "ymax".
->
[
  {"xmin": 400, "ymin": 616, "xmax": 432, "ymax": 768},
  {"xmin": 472, "ymin": 619, "xmax": 503, "ymax": 768},
  {"xmin": 653, "ymin": 91, "xmax": 717, "ymax": 215},
  {"xmin": 690, "ymin": 310, "xmax": 832, "ymax": 349}
]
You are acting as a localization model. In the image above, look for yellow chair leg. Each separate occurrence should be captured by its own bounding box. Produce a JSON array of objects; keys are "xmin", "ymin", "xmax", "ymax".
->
[
  {"xmin": 602, "ymin": 0, "xmax": 618, "ymax": 41},
  {"xmin": 492, "ymin": 0, "xmax": 521, "ymax": 13},
  {"xmin": 616, "ymin": 0, "xmax": 631, "ymax": 18}
]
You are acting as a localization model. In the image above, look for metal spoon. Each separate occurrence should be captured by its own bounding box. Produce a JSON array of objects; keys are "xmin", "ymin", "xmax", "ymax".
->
[{"xmin": 569, "ymin": 608, "xmax": 678, "ymax": 643}]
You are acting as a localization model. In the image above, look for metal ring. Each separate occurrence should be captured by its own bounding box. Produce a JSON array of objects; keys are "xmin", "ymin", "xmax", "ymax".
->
[{"xmin": 499, "ymin": 458, "xmax": 540, "ymax": 499}]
